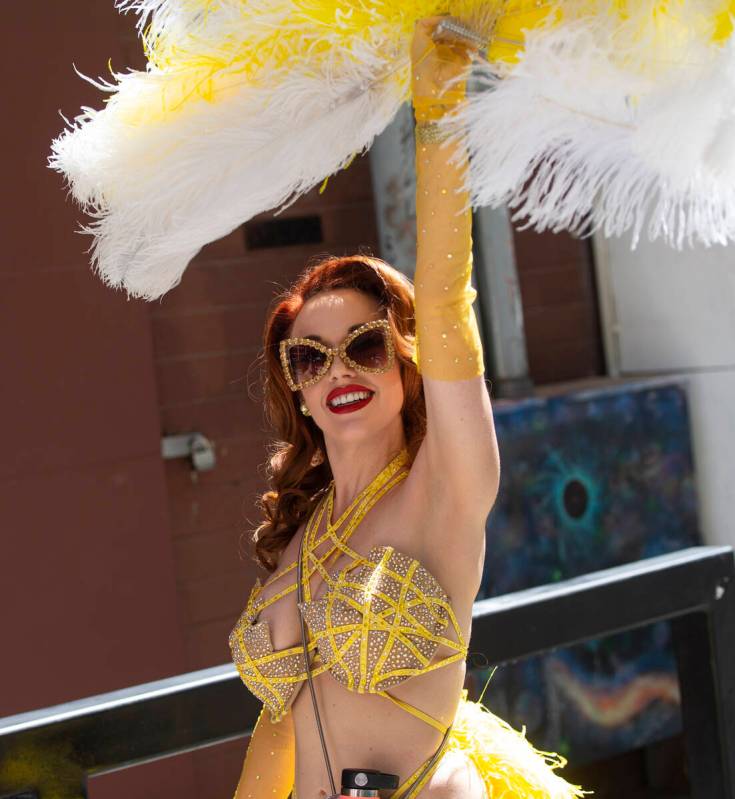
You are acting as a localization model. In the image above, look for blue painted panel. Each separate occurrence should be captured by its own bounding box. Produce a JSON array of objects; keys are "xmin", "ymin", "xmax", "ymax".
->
[{"xmin": 471, "ymin": 380, "xmax": 700, "ymax": 762}]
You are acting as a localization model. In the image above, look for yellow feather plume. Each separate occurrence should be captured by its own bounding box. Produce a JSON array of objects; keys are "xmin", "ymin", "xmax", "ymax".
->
[{"xmin": 446, "ymin": 690, "xmax": 588, "ymax": 798}]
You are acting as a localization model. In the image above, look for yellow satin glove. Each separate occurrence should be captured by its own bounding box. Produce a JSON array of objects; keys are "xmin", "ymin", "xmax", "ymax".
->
[
  {"xmin": 232, "ymin": 706, "xmax": 295, "ymax": 799},
  {"xmin": 410, "ymin": 17, "xmax": 484, "ymax": 381}
]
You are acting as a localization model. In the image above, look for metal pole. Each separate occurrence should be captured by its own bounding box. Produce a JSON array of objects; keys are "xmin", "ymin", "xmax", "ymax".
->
[
  {"xmin": 472, "ymin": 204, "xmax": 533, "ymax": 398},
  {"xmin": 368, "ymin": 103, "xmax": 417, "ymax": 279},
  {"xmin": 673, "ymin": 569, "xmax": 735, "ymax": 799}
]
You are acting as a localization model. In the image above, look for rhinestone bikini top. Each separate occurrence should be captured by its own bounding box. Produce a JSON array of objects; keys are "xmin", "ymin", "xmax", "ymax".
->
[
  {"xmin": 229, "ymin": 451, "xmax": 468, "ymax": 733},
  {"xmin": 229, "ymin": 544, "xmax": 468, "ymax": 730}
]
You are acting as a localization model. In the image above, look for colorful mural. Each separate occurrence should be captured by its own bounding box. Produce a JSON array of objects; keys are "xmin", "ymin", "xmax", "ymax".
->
[{"xmin": 470, "ymin": 379, "xmax": 700, "ymax": 762}]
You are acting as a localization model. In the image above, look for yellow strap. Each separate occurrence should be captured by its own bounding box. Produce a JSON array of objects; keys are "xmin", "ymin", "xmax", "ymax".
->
[
  {"xmin": 391, "ymin": 724, "xmax": 454, "ymax": 799},
  {"xmin": 370, "ymin": 559, "xmax": 419, "ymax": 683},
  {"xmin": 378, "ymin": 690, "xmax": 449, "ymax": 735},
  {"xmin": 254, "ymin": 458, "xmax": 409, "ymax": 612}
]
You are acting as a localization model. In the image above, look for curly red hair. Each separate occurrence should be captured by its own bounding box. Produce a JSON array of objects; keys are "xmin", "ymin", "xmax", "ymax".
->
[{"xmin": 249, "ymin": 253, "xmax": 426, "ymax": 573}]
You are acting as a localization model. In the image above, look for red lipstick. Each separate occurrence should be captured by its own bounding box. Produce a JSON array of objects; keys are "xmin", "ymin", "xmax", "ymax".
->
[{"xmin": 326, "ymin": 384, "xmax": 374, "ymax": 414}]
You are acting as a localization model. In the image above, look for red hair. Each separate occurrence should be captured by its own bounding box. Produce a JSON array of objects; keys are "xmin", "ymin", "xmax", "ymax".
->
[{"xmin": 249, "ymin": 253, "xmax": 426, "ymax": 573}]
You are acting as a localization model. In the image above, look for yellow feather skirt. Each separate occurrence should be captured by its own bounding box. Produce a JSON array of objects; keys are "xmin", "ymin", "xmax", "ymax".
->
[{"xmin": 443, "ymin": 689, "xmax": 586, "ymax": 798}]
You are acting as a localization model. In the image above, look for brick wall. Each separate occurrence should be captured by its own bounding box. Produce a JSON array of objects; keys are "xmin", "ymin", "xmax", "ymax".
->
[
  {"xmin": 3, "ymin": 5, "xmax": 197, "ymax": 799},
  {"xmin": 514, "ymin": 228, "xmax": 606, "ymax": 385}
]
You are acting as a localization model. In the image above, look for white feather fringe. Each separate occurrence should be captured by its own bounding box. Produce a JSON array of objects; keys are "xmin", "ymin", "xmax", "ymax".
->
[
  {"xmin": 50, "ymin": 21, "xmax": 409, "ymax": 299},
  {"xmin": 441, "ymin": 14, "xmax": 735, "ymax": 248}
]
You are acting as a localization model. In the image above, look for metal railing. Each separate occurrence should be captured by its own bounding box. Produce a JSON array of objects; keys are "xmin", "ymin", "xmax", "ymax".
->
[{"xmin": 1, "ymin": 546, "xmax": 733, "ymax": 799}]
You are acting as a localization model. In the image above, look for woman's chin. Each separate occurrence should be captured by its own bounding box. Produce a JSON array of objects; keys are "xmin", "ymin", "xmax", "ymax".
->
[
  {"xmin": 324, "ymin": 421, "xmax": 380, "ymax": 443},
  {"xmin": 321, "ymin": 410, "xmax": 404, "ymax": 448}
]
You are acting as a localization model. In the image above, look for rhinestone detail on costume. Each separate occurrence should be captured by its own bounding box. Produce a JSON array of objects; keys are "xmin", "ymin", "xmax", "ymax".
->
[{"xmin": 301, "ymin": 546, "xmax": 454, "ymax": 693}]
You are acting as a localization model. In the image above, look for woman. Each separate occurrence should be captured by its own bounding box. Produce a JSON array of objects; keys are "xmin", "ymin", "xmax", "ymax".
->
[{"xmin": 229, "ymin": 17, "xmax": 584, "ymax": 799}]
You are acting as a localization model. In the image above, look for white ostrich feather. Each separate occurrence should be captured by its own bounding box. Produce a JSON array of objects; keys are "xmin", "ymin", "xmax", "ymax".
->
[
  {"xmin": 50, "ymin": 3, "xmax": 410, "ymax": 299},
  {"xmin": 442, "ymin": 12, "xmax": 735, "ymax": 248}
]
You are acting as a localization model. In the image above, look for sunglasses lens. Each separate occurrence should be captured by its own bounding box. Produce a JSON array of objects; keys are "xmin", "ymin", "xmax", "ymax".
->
[
  {"xmin": 346, "ymin": 328, "xmax": 389, "ymax": 369},
  {"xmin": 287, "ymin": 344, "xmax": 327, "ymax": 386}
]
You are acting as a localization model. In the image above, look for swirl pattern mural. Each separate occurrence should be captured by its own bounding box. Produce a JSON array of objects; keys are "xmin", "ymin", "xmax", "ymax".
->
[{"xmin": 471, "ymin": 379, "xmax": 699, "ymax": 761}]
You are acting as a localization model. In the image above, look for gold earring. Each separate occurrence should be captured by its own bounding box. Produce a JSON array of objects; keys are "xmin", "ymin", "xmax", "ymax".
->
[
  {"xmin": 310, "ymin": 448, "xmax": 324, "ymax": 467},
  {"xmin": 300, "ymin": 402, "xmax": 311, "ymax": 417}
]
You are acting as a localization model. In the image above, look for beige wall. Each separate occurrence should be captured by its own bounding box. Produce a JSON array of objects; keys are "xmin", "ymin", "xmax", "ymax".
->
[{"xmin": 594, "ymin": 230, "xmax": 735, "ymax": 550}]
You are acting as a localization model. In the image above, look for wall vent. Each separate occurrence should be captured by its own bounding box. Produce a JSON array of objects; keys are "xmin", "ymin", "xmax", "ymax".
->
[{"xmin": 244, "ymin": 215, "xmax": 323, "ymax": 250}]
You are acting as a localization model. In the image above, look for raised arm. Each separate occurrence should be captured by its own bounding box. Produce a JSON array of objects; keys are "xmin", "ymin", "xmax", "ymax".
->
[{"xmin": 409, "ymin": 17, "xmax": 500, "ymax": 529}]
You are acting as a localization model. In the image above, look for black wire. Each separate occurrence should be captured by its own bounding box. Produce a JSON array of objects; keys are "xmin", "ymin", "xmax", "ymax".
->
[{"xmin": 297, "ymin": 528, "xmax": 339, "ymax": 797}]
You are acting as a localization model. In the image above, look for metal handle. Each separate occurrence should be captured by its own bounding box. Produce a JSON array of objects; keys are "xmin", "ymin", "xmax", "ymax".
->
[
  {"xmin": 434, "ymin": 17, "xmax": 487, "ymax": 49},
  {"xmin": 432, "ymin": 14, "xmax": 523, "ymax": 57}
]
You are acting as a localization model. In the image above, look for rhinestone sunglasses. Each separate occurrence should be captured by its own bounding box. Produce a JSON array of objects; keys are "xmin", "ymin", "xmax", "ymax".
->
[{"xmin": 279, "ymin": 319, "xmax": 395, "ymax": 392}]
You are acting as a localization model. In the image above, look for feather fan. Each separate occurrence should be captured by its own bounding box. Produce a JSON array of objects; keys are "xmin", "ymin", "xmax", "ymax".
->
[
  {"xmin": 50, "ymin": 0, "xmax": 735, "ymax": 299},
  {"xmin": 440, "ymin": 1, "xmax": 735, "ymax": 248}
]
